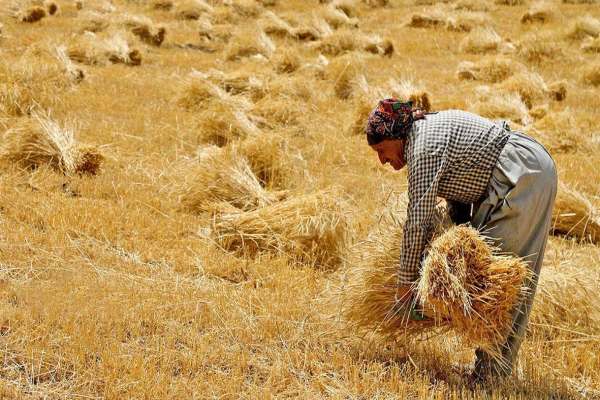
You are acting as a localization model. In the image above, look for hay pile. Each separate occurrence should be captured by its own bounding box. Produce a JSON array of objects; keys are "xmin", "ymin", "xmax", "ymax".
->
[
  {"xmin": 583, "ymin": 63, "xmax": 600, "ymax": 87},
  {"xmin": 552, "ymin": 182, "xmax": 600, "ymax": 244},
  {"xmin": 582, "ymin": 36, "xmax": 600, "ymax": 53},
  {"xmin": 326, "ymin": 54, "xmax": 366, "ymax": 100},
  {"xmin": 225, "ymin": 26, "xmax": 275, "ymax": 61},
  {"xmin": 566, "ymin": 15, "xmax": 600, "ymax": 41},
  {"xmin": 389, "ymin": 79, "xmax": 432, "ymax": 111},
  {"xmin": 211, "ymin": 190, "xmax": 350, "ymax": 269},
  {"xmin": 340, "ymin": 195, "xmax": 530, "ymax": 356},
  {"xmin": 122, "ymin": 15, "xmax": 166, "ymax": 47},
  {"xmin": 0, "ymin": 115, "xmax": 103, "ymax": 175},
  {"xmin": 195, "ymin": 98, "xmax": 260, "ymax": 146}
]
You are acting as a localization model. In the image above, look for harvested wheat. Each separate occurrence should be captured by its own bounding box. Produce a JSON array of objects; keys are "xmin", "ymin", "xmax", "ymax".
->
[
  {"xmin": 129, "ymin": 22, "xmax": 166, "ymax": 47},
  {"xmin": 0, "ymin": 114, "xmax": 102, "ymax": 175},
  {"xmin": 327, "ymin": 54, "xmax": 366, "ymax": 100},
  {"xmin": 583, "ymin": 63, "xmax": 600, "ymax": 86},
  {"xmin": 69, "ymin": 32, "xmax": 142, "ymax": 66},
  {"xmin": 46, "ymin": 1, "xmax": 58, "ymax": 15},
  {"xmin": 389, "ymin": 79, "xmax": 432, "ymax": 112},
  {"xmin": 212, "ymin": 190, "xmax": 350, "ymax": 269},
  {"xmin": 54, "ymin": 45, "xmax": 85, "ymax": 83},
  {"xmin": 259, "ymin": 10, "xmax": 294, "ymax": 37},
  {"xmin": 406, "ymin": 11, "xmax": 447, "ymax": 29},
  {"xmin": 459, "ymin": 27, "xmax": 502, "ymax": 53},
  {"xmin": 332, "ymin": 0, "xmax": 358, "ymax": 18},
  {"xmin": 234, "ymin": 132, "xmax": 290, "ymax": 188},
  {"xmin": 418, "ymin": 226, "xmax": 530, "ymax": 357},
  {"xmin": 196, "ymin": 100, "xmax": 260, "ymax": 146},
  {"xmin": 225, "ymin": 27, "xmax": 275, "ymax": 61},
  {"xmin": 175, "ymin": 0, "xmax": 213, "ymax": 20},
  {"xmin": 362, "ymin": 0, "xmax": 389, "ymax": 6},
  {"xmin": 566, "ymin": 15, "xmax": 600, "ymax": 40},
  {"xmin": 317, "ymin": 29, "xmax": 360, "ymax": 56},
  {"xmin": 456, "ymin": 57, "xmax": 525, "ymax": 83},
  {"xmin": 518, "ymin": 32, "xmax": 561, "ymax": 63},
  {"xmin": 16, "ymin": 6, "xmax": 46, "ymax": 23},
  {"xmin": 363, "ymin": 35, "xmax": 394, "ymax": 56},
  {"xmin": 521, "ymin": 2, "xmax": 555, "ymax": 24},
  {"xmin": 178, "ymin": 149, "xmax": 275, "ymax": 214},
  {"xmin": 552, "ymin": 182, "xmax": 600, "ymax": 244},
  {"xmin": 471, "ymin": 86, "xmax": 531, "ymax": 125},
  {"xmin": 274, "ymin": 48, "xmax": 302, "ymax": 73},
  {"xmin": 528, "ymin": 111, "xmax": 580, "ymax": 153},
  {"xmin": 495, "ymin": 0, "xmax": 524, "ymax": 4},
  {"xmin": 446, "ymin": 11, "xmax": 490, "ymax": 32},
  {"xmin": 582, "ymin": 36, "xmax": 600, "ymax": 53},
  {"xmin": 533, "ymin": 264, "xmax": 600, "ymax": 336},
  {"xmin": 177, "ymin": 71, "xmax": 231, "ymax": 110},
  {"xmin": 454, "ymin": 0, "xmax": 493, "ymax": 11},
  {"xmin": 498, "ymin": 71, "xmax": 549, "ymax": 109},
  {"xmin": 152, "ymin": 0, "xmax": 174, "ymax": 11},
  {"xmin": 320, "ymin": 5, "xmax": 358, "ymax": 29}
]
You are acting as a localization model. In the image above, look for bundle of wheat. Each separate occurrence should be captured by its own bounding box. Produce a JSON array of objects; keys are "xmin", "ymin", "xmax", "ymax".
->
[
  {"xmin": 69, "ymin": 32, "xmax": 142, "ymax": 66},
  {"xmin": 498, "ymin": 71, "xmax": 549, "ymax": 109},
  {"xmin": 77, "ymin": 10, "xmax": 110, "ymax": 33},
  {"xmin": 517, "ymin": 32, "xmax": 561, "ymax": 63},
  {"xmin": 495, "ymin": 0, "xmax": 524, "ymax": 4},
  {"xmin": 453, "ymin": 0, "xmax": 493, "ymax": 11},
  {"xmin": 175, "ymin": 0, "xmax": 213, "ymax": 20},
  {"xmin": 327, "ymin": 54, "xmax": 366, "ymax": 100},
  {"xmin": 459, "ymin": 27, "xmax": 502, "ymax": 53},
  {"xmin": 552, "ymin": 182, "xmax": 600, "ymax": 244},
  {"xmin": 445, "ymin": 11, "xmax": 490, "ymax": 32},
  {"xmin": 17, "ymin": 6, "xmax": 46, "ymax": 23},
  {"xmin": 566, "ymin": 15, "xmax": 600, "ymax": 40},
  {"xmin": 54, "ymin": 46, "xmax": 85, "ymax": 83},
  {"xmin": 320, "ymin": 5, "xmax": 358, "ymax": 29},
  {"xmin": 122, "ymin": 15, "xmax": 166, "ymax": 47},
  {"xmin": 212, "ymin": 190, "xmax": 350, "ymax": 269},
  {"xmin": 532, "ymin": 264, "xmax": 600, "ymax": 336},
  {"xmin": 362, "ymin": 0, "xmax": 389, "ymax": 6},
  {"xmin": 406, "ymin": 11, "xmax": 447, "ymax": 29},
  {"xmin": 582, "ymin": 36, "xmax": 600, "ymax": 53},
  {"xmin": 389, "ymin": 79, "xmax": 432, "ymax": 112},
  {"xmin": 196, "ymin": 99, "xmax": 260, "ymax": 146},
  {"xmin": 363, "ymin": 35, "xmax": 394, "ymax": 56},
  {"xmin": 316, "ymin": 28, "xmax": 360, "ymax": 56},
  {"xmin": 521, "ymin": 2, "xmax": 555, "ymax": 24},
  {"xmin": 225, "ymin": 27, "xmax": 275, "ymax": 61},
  {"xmin": 273, "ymin": 48, "xmax": 302, "ymax": 73},
  {"xmin": 177, "ymin": 71, "xmax": 231, "ymax": 110},
  {"xmin": 259, "ymin": 10, "xmax": 294, "ymax": 37},
  {"xmin": 234, "ymin": 132, "xmax": 290, "ymax": 189},
  {"xmin": 583, "ymin": 63, "xmax": 600, "ymax": 86},
  {"xmin": 0, "ymin": 114, "xmax": 102, "ymax": 175},
  {"xmin": 46, "ymin": 1, "xmax": 58, "ymax": 15},
  {"xmin": 471, "ymin": 86, "xmax": 531, "ymax": 125},
  {"xmin": 456, "ymin": 57, "xmax": 525, "ymax": 83},
  {"xmin": 178, "ymin": 148, "xmax": 276, "ymax": 214},
  {"xmin": 417, "ymin": 226, "xmax": 530, "ymax": 357},
  {"xmin": 152, "ymin": 0, "xmax": 174, "ymax": 11}
]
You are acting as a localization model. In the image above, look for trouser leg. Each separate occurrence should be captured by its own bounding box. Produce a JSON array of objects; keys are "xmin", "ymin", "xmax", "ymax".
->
[{"xmin": 471, "ymin": 134, "xmax": 557, "ymax": 377}]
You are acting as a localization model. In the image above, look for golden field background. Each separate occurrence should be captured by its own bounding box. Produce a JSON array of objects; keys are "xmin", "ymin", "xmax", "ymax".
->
[{"xmin": 0, "ymin": 0, "xmax": 600, "ymax": 398}]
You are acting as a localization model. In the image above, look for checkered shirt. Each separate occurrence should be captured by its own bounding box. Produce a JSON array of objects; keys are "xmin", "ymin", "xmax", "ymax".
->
[{"xmin": 399, "ymin": 110, "xmax": 511, "ymax": 284}]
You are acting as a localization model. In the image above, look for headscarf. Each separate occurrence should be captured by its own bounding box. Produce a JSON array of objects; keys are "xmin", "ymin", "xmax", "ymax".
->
[{"xmin": 365, "ymin": 98, "xmax": 425, "ymax": 146}]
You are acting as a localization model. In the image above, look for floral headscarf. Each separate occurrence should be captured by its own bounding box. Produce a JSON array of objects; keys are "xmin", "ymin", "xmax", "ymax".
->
[{"xmin": 365, "ymin": 98, "xmax": 424, "ymax": 145}]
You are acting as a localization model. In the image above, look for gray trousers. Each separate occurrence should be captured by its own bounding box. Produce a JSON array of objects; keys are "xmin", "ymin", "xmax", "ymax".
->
[{"xmin": 470, "ymin": 131, "xmax": 557, "ymax": 376}]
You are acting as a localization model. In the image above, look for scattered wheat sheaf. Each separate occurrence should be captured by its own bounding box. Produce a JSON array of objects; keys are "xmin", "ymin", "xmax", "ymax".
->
[{"xmin": 1, "ymin": 0, "xmax": 599, "ymax": 397}]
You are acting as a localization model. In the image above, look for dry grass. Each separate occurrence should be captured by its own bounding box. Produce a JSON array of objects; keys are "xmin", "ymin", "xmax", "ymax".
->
[
  {"xmin": 552, "ymin": 182, "xmax": 600, "ymax": 243},
  {"xmin": 212, "ymin": 190, "xmax": 350, "ymax": 268}
]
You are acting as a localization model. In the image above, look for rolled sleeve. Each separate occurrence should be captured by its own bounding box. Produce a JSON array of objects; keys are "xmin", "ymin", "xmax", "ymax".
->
[{"xmin": 399, "ymin": 154, "xmax": 444, "ymax": 284}]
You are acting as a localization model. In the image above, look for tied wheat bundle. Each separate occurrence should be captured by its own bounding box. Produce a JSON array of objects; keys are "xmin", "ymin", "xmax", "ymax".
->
[
  {"xmin": 179, "ymin": 149, "xmax": 276, "ymax": 214},
  {"xmin": 417, "ymin": 226, "xmax": 531, "ymax": 357},
  {"xmin": 389, "ymin": 79, "xmax": 432, "ymax": 112},
  {"xmin": 212, "ymin": 191, "xmax": 350, "ymax": 269},
  {"xmin": 0, "ymin": 115, "xmax": 103, "ymax": 175},
  {"xmin": 552, "ymin": 182, "xmax": 600, "ymax": 244}
]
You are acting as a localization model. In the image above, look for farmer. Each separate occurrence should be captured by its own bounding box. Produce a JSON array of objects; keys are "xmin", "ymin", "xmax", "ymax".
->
[{"xmin": 365, "ymin": 99, "xmax": 557, "ymax": 381}]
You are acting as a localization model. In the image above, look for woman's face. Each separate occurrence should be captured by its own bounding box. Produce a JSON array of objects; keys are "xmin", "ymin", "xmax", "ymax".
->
[{"xmin": 370, "ymin": 139, "xmax": 407, "ymax": 171}]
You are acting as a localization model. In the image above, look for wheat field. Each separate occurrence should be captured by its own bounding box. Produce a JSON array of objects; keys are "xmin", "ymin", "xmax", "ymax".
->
[{"xmin": 0, "ymin": 0, "xmax": 599, "ymax": 398}]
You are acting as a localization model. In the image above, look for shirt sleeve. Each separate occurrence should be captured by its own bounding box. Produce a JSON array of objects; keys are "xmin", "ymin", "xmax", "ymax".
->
[{"xmin": 399, "ymin": 153, "xmax": 445, "ymax": 285}]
